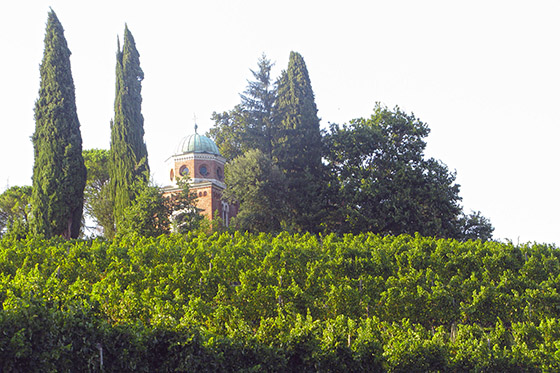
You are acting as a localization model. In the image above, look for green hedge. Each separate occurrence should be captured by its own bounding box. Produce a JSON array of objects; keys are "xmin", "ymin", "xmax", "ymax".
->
[{"xmin": 1, "ymin": 233, "xmax": 559, "ymax": 371}]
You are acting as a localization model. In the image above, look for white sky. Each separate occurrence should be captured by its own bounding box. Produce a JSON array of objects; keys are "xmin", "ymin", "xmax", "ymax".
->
[{"xmin": 1, "ymin": 1, "xmax": 559, "ymax": 244}]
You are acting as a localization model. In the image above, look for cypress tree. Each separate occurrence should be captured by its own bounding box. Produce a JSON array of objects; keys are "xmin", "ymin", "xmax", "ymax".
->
[
  {"xmin": 109, "ymin": 25, "xmax": 149, "ymax": 230},
  {"xmin": 30, "ymin": 9, "xmax": 87, "ymax": 239},
  {"xmin": 274, "ymin": 52, "xmax": 322, "ymax": 171},
  {"xmin": 273, "ymin": 51, "xmax": 324, "ymax": 232}
]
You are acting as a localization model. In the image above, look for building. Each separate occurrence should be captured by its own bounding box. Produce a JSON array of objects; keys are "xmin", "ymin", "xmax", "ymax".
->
[{"xmin": 163, "ymin": 125, "xmax": 236, "ymax": 226}]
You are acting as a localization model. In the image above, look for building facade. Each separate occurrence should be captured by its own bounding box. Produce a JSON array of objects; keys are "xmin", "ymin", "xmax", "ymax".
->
[{"xmin": 163, "ymin": 126, "xmax": 236, "ymax": 226}]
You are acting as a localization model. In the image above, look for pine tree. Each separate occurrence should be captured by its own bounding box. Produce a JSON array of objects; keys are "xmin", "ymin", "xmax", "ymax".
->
[
  {"xmin": 240, "ymin": 54, "xmax": 277, "ymax": 157},
  {"xmin": 30, "ymin": 9, "xmax": 87, "ymax": 239},
  {"xmin": 109, "ymin": 25, "xmax": 149, "ymax": 231},
  {"xmin": 208, "ymin": 54, "xmax": 276, "ymax": 160},
  {"xmin": 83, "ymin": 149, "xmax": 114, "ymax": 237},
  {"xmin": 273, "ymin": 51, "xmax": 324, "ymax": 232}
]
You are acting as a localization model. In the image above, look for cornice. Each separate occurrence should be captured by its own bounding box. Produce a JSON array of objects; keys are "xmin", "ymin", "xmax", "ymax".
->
[{"xmin": 165, "ymin": 152, "xmax": 226, "ymax": 164}]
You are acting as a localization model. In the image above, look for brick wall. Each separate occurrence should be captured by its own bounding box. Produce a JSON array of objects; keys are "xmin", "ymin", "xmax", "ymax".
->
[{"xmin": 170, "ymin": 157, "xmax": 224, "ymax": 183}]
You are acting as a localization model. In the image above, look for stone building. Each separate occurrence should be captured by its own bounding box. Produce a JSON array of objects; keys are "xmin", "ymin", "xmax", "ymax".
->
[{"xmin": 163, "ymin": 125, "xmax": 237, "ymax": 226}]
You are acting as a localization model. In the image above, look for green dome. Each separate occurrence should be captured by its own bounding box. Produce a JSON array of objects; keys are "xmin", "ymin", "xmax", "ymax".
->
[{"xmin": 175, "ymin": 132, "xmax": 221, "ymax": 156}]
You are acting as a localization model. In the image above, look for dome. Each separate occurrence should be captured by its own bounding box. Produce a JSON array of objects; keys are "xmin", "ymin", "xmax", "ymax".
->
[{"xmin": 175, "ymin": 132, "xmax": 221, "ymax": 156}]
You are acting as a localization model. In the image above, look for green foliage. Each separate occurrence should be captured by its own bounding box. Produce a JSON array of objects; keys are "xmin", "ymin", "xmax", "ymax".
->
[
  {"xmin": 224, "ymin": 149, "xmax": 287, "ymax": 232},
  {"xmin": 1, "ymin": 234, "xmax": 560, "ymax": 369},
  {"xmin": 109, "ymin": 25, "xmax": 149, "ymax": 232},
  {"xmin": 83, "ymin": 149, "xmax": 114, "ymax": 237},
  {"xmin": 211, "ymin": 56, "xmax": 489, "ymax": 238},
  {"xmin": 30, "ymin": 10, "xmax": 87, "ymax": 240},
  {"xmin": 273, "ymin": 52, "xmax": 322, "ymax": 173},
  {"xmin": 209, "ymin": 54, "xmax": 276, "ymax": 161},
  {"xmin": 273, "ymin": 51, "xmax": 326, "ymax": 233},
  {"xmin": 117, "ymin": 178, "xmax": 203, "ymax": 238},
  {"xmin": 209, "ymin": 52, "xmax": 327, "ymax": 233},
  {"xmin": 117, "ymin": 179, "xmax": 169, "ymax": 238},
  {"xmin": 240, "ymin": 54, "xmax": 277, "ymax": 158},
  {"xmin": 167, "ymin": 179, "xmax": 204, "ymax": 234},
  {"xmin": 0, "ymin": 186, "xmax": 31, "ymax": 240},
  {"xmin": 209, "ymin": 106, "xmax": 251, "ymax": 161},
  {"xmin": 324, "ymin": 104, "xmax": 493, "ymax": 240},
  {"xmin": 458, "ymin": 210, "xmax": 495, "ymax": 242}
]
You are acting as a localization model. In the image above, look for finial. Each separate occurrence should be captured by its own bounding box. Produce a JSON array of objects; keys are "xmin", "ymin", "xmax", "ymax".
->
[{"xmin": 193, "ymin": 113, "xmax": 198, "ymax": 133}]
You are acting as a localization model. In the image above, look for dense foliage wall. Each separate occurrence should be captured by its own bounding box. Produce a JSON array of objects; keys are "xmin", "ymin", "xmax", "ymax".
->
[{"xmin": 1, "ymin": 233, "xmax": 559, "ymax": 371}]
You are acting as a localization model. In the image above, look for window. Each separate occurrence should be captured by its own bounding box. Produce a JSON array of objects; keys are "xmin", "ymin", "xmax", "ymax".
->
[
  {"xmin": 199, "ymin": 165, "xmax": 208, "ymax": 176},
  {"xmin": 179, "ymin": 165, "xmax": 189, "ymax": 176},
  {"xmin": 222, "ymin": 201, "xmax": 230, "ymax": 227},
  {"xmin": 169, "ymin": 169, "xmax": 174, "ymax": 181}
]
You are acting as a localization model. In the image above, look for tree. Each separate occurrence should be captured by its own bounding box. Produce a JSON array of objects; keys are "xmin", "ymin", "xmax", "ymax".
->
[
  {"xmin": 109, "ymin": 25, "xmax": 149, "ymax": 232},
  {"xmin": 30, "ymin": 9, "xmax": 87, "ymax": 239},
  {"xmin": 273, "ymin": 51, "xmax": 325, "ymax": 232},
  {"xmin": 457, "ymin": 211, "xmax": 494, "ymax": 242},
  {"xmin": 117, "ymin": 178, "xmax": 202, "ymax": 237},
  {"xmin": 207, "ymin": 55, "xmax": 291, "ymax": 232},
  {"xmin": 166, "ymin": 179, "xmax": 203, "ymax": 234},
  {"xmin": 209, "ymin": 52, "xmax": 327, "ymax": 233},
  {"xmin": 223, "ymin": 149, "xmax": 287, "ymax": 232},
  {"xmin": 208, "ymin": 54, "xmax": 276, "ymax": 160},
  {"xmin": 82, "ymin": 149, "xmax": 114, "ymax": 237},
  {"xmin": 273, "ymin": 52, "xmax": 322, "ymax": 171},
  {"xmin": 324, "ymin": 104, "xmax": 466, "ymax": 238},
  {"xmin": 209, "ymin": 107, "xmax": 251, "ymax": 161},
  {"xmin": 117, "ymin": 179, "xmax": 169, "ymax": 238},
  {"xmin": 239, "ymin": 54, "xmax": 277, "ymax": 158},
  {"xmin": 0, "ymin": 186, "xmax": 32, "ymax": 239}
]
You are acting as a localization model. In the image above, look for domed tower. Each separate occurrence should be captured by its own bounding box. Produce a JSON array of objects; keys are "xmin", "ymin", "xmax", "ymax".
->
[{"xmin": 164, "ymin": 124, "xmax": 235, "ymax": 226}]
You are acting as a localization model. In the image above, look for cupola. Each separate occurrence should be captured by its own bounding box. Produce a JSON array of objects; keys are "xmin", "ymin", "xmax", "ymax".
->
[{"xmin": 174, "ymin": 125, "xmax": 221, "ymax": 156}]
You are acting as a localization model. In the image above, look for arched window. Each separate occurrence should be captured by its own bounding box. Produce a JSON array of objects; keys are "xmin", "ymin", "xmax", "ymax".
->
[{"xmin": 222, "ymin": 201, "xmax": 230, "ymax": 227}]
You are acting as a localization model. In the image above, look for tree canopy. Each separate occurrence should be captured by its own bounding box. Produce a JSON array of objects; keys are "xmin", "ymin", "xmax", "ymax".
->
[
  {"xmin": 209, "ymin": 52, "xmax": 328, "ymax": 234},
  {"xmin": 209, "ymin": 54, "xmax": 491, "ymax": 239},
  {"xmin": 83, "ymin": 149, "xmax": 113, "ymax": 237},
  {"xmin": 16, "ymin": 18, "xmax": 495, "ymax": 241},
  {"xmin": 224, "ymin": 149, "xmax": 287, "ymax": 233},
  {"xmin": 324, "ymin": 104, "xmax": 491, "ymax": 239},
  {"xmin": 0, "ymin": 186, "xmax": 31, "ymax": 240},
  {"xmin": 117, "ymin": 178, "xmax": 203, "ymax": 238}
]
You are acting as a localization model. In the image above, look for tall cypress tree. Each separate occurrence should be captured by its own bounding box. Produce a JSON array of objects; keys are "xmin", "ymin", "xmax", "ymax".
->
[
  {"xmin": 273, "ymin": 51, "xmax": 324, "ymax": 232},
  {"xmin": 109, "ymin": 25, "xmax": 149, "ymax": 230},
  {"xmin": 30, "ymin": 9, "xmax": 87, "ymax": 239}
]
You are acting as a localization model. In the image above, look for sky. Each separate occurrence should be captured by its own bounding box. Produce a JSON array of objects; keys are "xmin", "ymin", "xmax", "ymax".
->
[{"xmin": 1, "ymin": 1, "xmax": 559, "ymax": 245}]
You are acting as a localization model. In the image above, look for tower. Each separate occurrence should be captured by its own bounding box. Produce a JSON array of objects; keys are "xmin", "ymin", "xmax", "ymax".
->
[{"xmin": 163, "ymin": 125, "xmax": 236, "ymax": 226}]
